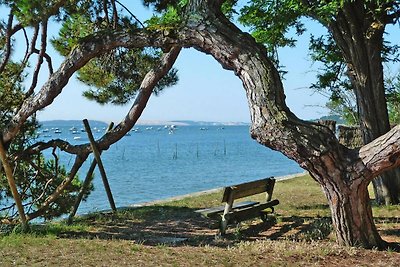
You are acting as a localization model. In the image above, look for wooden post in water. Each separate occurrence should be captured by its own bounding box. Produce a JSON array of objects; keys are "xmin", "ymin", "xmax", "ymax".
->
[
  {"xmin": 224, "ymin": 139, "xmax": 226, "ymax": 155},
  {"xmin": 83, "ymin": 119, "xmax": 117, "ymax": 212},
  {"xmin": 0, "ymin": 139, "xmax": 28, "ymax": 230},
  {"xmin": 67, "ymin": 122, "xmax": 114, "ymax": 224}
]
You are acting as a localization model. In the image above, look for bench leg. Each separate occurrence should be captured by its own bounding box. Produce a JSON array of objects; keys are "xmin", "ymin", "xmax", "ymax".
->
[
  {"xmin": 261, "ymin": 207, "xmax": 276, "ymax": 222},
  {"xmin": 220, "ymin": 216, "xmax": 228, "ymax": 235}
]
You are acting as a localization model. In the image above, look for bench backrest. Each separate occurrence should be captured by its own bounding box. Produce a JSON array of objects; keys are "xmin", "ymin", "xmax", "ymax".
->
[{"xmin": 221, "ymin": 177, "xmax": 275, "ymax": 203}]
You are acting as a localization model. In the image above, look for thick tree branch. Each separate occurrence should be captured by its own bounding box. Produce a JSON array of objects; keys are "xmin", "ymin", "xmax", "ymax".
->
[
  {"xmin": 2, "ymin": 29, "xmax": 177, "ymax": 145},
  {"xmin": 3, "ymin": 0, "xmax": 336, "ymax": 164},
  {"xmin": 104, "ymin": 46, "xmax": 181, "ymax": 146},
  {"xmin": 359, "ymin": 124, "xmax": 400, "ymax": 177},
  {"xmin": 12, "ymin": 46, "xmax": 181, "ymax": 161}
]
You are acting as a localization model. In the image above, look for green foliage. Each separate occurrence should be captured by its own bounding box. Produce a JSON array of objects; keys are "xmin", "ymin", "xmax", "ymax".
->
[
  {"xmin": 51, "ymin": 14, "xmax": 94, "ymax": 56},
  {"xmin": 221, "ymin": 0, "xmax": 239, "ymax": 19},
  {"xmin": 80, "ymin": 48, "xmax": 178, "ymax": 105},
  {"xmin": 308, "ymin": 34, "xmax": 358, "ymax": 125},
  {"xmin": 51, "ymin": 1, "xmax": 179, "ymax": 105},
  {"xmin": 143, "ymin": 0, "xmax": 238, "ymax": 20},
  {"xmin": 2, "ymin": 0, "xmax": 179, "ymax": 221},
  {"xmin": 0, "ymin": 61, "xmax": 92, "ymax": 221},
  {"xmin": 239, "ymin": 0, "xmax": 305, "ymax": 61},
  {"xmin": 142, "ymin": 0, "xmax": 187, "ymax": 13},
  {"xmin": 386, "ymin": 72, "xmax": 400, "ymax": 124},
  {"xmin": 144, "ymin": 0, "xmax": 186, "ymax": 29},
  {"xmin": 239, "ymin": 0, "xmax": 400, "ymax": 126},
  {"xmin": 4, "ymin": 0, "xmax": 71, "ymax": 25}
]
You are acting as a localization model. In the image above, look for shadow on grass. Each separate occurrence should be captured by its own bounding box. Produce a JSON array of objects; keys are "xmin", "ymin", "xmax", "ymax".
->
[
  {"xmin": 295, "ymin": 204, "xmax": 330, "ymax": 210},
  {"xmin": 13, "ymin": 204, "xmax": 398, "ymax": 249},
  {"xmin": 236, "ymin": 216, "xmax": 333, "ymax": 242},
  {"xmin": 58, "ymin": 205, "xmax": 223, "ymax": 247},
  {"xmin": 45, "ymin": 205, "xmax": 339, "ymax": 248}
]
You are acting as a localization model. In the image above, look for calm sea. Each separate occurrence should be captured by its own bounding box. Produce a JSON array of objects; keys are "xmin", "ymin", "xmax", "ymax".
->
[{"xmin": 35, "ymin": 121, "xmax": 302, "ymax": 215}]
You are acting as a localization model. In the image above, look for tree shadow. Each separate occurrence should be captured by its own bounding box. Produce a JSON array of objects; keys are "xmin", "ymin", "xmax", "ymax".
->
[
  {"xmin": 58, "ymin": 205, "xmax": 227, "ymax": 247},
  {"xmin": 232, "ymin": 216, "xmax": 333, "ymax": 242},
  {"xmin": 295, "ymin": 204, "xmax": 330, "ymax": 210},
  {"xmin": 38, "ymin": 205, "xmax": 400, "ymax": 250},
  {"xmin": 53, "ymin": 205, "xmax": 333, "ymax": 247}
]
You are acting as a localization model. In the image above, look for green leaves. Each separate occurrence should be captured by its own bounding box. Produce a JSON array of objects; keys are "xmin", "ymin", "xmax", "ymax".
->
[
  {"xmin": 51, "ymin": 14, "xmax": 94, "ymax": 56},
  {"xmin": 142, "ymin": 0, "xmax": 187, "ymax": 12},
  {"xmin": 146, "ymin": 4, "xmax": 182, "ymax": 29},
  {"xmin": 80, "ymin": 48, "xmax": 178, "ymax": 105},
  {"xmin": 386, "ymin": 72, "xmax": 400, "ymax": 124},
  {"xmin": 50, "ymin": 1, "xmax": 180, "ymax": 106},
  {"xmin": 239, "ymin": 0, "xmax": 305, "ymax": 61}
]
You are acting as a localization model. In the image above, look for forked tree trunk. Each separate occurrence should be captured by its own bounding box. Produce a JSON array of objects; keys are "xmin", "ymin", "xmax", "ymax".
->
[{"xmin": 184, "ymin": 0, "xmax": 391, "ymax": 248}]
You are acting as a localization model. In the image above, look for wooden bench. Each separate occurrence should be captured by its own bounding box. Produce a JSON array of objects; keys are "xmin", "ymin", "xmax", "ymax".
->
[{"xmin": 196, "ymin": 177, "xmax": 279, "ymax": 234}]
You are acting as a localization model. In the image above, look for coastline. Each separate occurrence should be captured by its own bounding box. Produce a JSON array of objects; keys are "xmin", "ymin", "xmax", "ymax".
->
[{"xmin": 126, "ymin": 171, "xmax": 308, "ymax": 209}]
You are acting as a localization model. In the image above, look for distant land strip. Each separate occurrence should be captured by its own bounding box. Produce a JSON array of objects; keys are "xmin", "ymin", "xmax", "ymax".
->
[{"xmin": 40, "ymin": 119, "xmax": 250, "ymax": 127}]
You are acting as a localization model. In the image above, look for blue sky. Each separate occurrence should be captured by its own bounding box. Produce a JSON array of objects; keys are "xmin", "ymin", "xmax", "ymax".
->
[{"xmin": 9, "ymin": 1, "xmax": 398, "ymax": 123}]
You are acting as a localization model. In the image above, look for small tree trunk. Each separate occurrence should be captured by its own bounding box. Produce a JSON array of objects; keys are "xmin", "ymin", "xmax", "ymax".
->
[
  {"xmin": 0, "ymin": 140, "xmax": 28, "ymax": 230},
  {"xmin": 372, "ymin": 169, "xmax": 400, "ymax": 205}
]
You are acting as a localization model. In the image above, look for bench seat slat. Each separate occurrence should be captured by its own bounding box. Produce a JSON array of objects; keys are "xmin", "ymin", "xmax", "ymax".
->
[
  {"xmin": 225, "ymin": 199, "xmax": 280, "ymax": 222},
  {"xmin": 196, "ymin": 201, "xmax": 259, "ymax": 218}
]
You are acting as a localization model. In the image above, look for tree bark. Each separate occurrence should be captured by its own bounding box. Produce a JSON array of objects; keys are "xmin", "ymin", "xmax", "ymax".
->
[
  {"xmin": 183, "ymin": 0, "xmax": 392, "ymax": 248},
  {"xmin": 328, "ymin": 0, "xmax": 400, "ymax": 205},
  {"xmin": 306, "ymin": 157, "xmax": 385, "ymax": 248}
]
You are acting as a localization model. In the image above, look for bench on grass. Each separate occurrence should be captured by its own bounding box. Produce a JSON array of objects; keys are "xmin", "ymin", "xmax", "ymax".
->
[{"xmin": 196, "ymin": 177, "xmax": 279, "ymax": 234}]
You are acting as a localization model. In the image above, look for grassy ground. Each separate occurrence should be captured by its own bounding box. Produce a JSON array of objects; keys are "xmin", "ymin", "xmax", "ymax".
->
[{"xmin": 1, "ymin": 174, "xmax": 400, "ymax": 266}]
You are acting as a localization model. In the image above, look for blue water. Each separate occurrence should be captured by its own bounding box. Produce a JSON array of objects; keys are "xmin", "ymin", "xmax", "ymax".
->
[{"xmin": 36, "ymin": 122, "xmax": 302, "ymax": 214}]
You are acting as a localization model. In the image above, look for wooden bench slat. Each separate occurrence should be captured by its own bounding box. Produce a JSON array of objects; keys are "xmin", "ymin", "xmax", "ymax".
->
[
  {"xmin": 196, "ymin": 201, "xmax": 259, "ymax": 218},
  {"xmin": 222, "ymin": 177, "xmax": 275, "ymax": 202},
  {"xmin": 225, "ymin": 199, "xmax": 279, "ymax": 223}
]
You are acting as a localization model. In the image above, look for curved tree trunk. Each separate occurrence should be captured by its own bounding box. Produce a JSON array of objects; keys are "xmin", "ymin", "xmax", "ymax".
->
[
  {"xmin": 185, "ymin": 0, "xmax": 387, "ymax": 248},
  {"xmin": 328, "ymin": 0, "xmax": 400, "ymax": 205}
]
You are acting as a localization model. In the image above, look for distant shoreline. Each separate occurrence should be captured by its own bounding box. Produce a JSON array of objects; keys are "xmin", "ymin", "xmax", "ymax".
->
[{"xmin": 39, "ymin": 119, "xmax": 250, "ymax": 127}]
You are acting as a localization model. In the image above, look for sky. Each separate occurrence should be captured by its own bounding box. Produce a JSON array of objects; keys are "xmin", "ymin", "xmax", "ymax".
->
[{"xmin": 7, "ymin": 1, "xmax": 398, "ymax": 124}]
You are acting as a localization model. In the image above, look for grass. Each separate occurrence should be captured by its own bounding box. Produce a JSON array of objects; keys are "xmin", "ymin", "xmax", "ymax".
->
[{"xmin": 1, "ymin": 174, "xmax": 400, "ymax": 266}]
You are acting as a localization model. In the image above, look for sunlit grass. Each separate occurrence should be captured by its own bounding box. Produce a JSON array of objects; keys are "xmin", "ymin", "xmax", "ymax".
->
[{"xmin": 1, "ymin": 173, "xmax": 399, "ymax": 266}]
